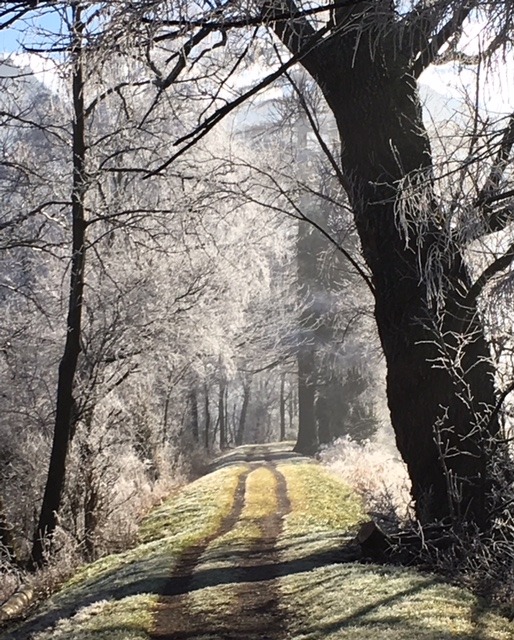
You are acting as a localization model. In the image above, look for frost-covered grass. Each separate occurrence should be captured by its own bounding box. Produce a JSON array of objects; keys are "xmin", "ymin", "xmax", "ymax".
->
[
  {"xmin": 6, "ymin": 444, "xmax": 514, "ymax": 640},
  {"xmin": 62, "ymin": 463, "xmax": 247, "ymax": 593},
  {"xmin": 279, "ymin": 563, "xmax": 514, "ymax": 639},
  {"xmin": 276, "ymin": 446, "xmax": 514, "ymax": 639},
  {"xmin": 2, "ymin": 464, "xmax": 247, "ymax": 640},
  {"xmin": 31, "ymin": 595, "xmax": 157, "ymax": 640},
  {"xmin": 277, "ymin": 461, "xmax": 366, "ymax": 561}
]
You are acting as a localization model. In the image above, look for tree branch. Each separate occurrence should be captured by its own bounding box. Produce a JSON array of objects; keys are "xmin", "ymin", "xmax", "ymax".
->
[
  {"xmin": 464, "ymin": 240, "xmax": 514, "ymax": 307},
  {"xmin": 473, "ymin": 112, "xmax": 514, "ymax": 226},
  {"xmin": 285, "ymin": 70, "xmax": 351, "ymax": 193},
  {"xmin": 459, "ymin": 113, "xmax": 514, "ymax": 240},
  {"xmin": 408, "ymin": 2, "xmax": 475, "ymax": 78},
  {"xmin": 140, "ymin": 26, "xmax": 213, "ymax": 126},
  {"xmin": 144, "ymin": 23, "xmax": 332, "ymax": 178}
]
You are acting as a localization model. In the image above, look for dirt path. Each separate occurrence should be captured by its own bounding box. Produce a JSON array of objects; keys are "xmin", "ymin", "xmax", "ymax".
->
[{"xmin": 150, "ymin": 455, "xmax": 292, "ymax": 640}]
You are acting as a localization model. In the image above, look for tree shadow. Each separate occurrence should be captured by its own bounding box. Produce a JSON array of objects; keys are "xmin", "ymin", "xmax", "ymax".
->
[
  {"xmin": 209, "ymin": 444, "xmax": 308, "ymax": 471},
  {"xmin": 3, "ymin": 536, "xmax": 359, "ymax": 639}
]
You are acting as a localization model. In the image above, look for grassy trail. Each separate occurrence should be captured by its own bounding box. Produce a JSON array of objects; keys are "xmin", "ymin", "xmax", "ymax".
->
[
  {"xmin": 150, "ymin": 459, "xmax": 292, "ymax": 639},
  {"xmin": 3, "ymin": 443, "xmax": 514, "ymax": 639}
]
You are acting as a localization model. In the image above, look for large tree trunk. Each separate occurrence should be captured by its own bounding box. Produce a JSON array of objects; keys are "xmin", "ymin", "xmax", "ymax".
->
[
  {"xmin": 316, "ymin": 393, "xmax": 331, "ymax": 445},
  {"xmin": 319, "ymin": 21, "xmax": 497, "ymax": 526},
  {"xmin": 294, "ymin": 218, "xmax": 319, "ymax": 455},
  {"xmin": 274, "ymin": 4, "xmax": 498, "ymax": 526},
  {"xmin": 31, "ymin": 6, "xmax": 87, "ymax": 566}
]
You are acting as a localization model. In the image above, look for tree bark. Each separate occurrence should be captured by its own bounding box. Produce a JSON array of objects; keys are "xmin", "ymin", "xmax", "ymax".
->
[
  {"xmin": 323, "ymin": 36, "xmax": 496, "ymax": 526},
  {"xmin": 235, "ymin": 381, "xmax": 251, "ymax": 446},
  {"xmin": 316, "ymin": 394, "xmax": 331, "ymax": 445},
  {"xmin": 0, "ymin": 493, "xmax": 16, "ymax": 562},
  {"xmin": 204, "ymin": 384, "xmax": 210, "ymax": 450},
  {"xmin": 274, "ymin": 5, "xmax": 499, "ymax": 526},
  {"xmin": 218, "ymin": 377, "xmax": 227, "ymax": 449},
  {"xmin": 189, "ymin": 388, "xmax": 200, "ymax": 442},
  {"xmin": 295, "ymin": 346, "xmax": 318, "ymax": 455},
  {"xmin": 31, "ymin": 5, "xmax": 87, "ymax": 566},
  {"xmin": 279, "ymin": 372, "xmax": 286, "ymax": 441}
]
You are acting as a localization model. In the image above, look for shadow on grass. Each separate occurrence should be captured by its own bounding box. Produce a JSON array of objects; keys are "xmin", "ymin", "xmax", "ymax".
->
[
  {"xmin": 282, "ymin": 564, "xmax": 504, "ymax": 640},
  {"xmin": 209, "ymin": 444, "xmax": 310, "ymax": 472},
  {"xmin": 3, "ymin": 536, "xmax": 360, "ymax": 640},
  {"xmin": 6, "ymin": 541, "xmax": 504, "ymax": 640}
]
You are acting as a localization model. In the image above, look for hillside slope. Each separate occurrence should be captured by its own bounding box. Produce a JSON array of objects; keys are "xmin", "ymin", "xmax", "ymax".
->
[{"xmin": 2, "ymin": 443, "xmax": 514, "ymax": 639}]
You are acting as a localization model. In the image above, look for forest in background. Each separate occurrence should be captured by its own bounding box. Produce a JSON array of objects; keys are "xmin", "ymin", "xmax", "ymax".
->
[
  {"xmin": 0, "ymin": 3, "xmax": 383, "ymax": 582},
  {"xmin": 2, "ymin": 0, "xmax": 514, "ymax": 608}
]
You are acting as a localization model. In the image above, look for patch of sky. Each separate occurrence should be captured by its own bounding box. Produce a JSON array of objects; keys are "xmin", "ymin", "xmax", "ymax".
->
[
  {"xmin": 419, "ymin": 15, "xmax": 514, "ymax": 120},
  {"xmin": 1, "ymin": 4, "xmax": 66, "ymax": 54}
]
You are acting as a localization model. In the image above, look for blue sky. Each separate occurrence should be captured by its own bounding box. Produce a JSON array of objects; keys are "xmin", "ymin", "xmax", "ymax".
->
[{"xmin": 0, "ymin": 5, "xmax": 65, "ymax": 55}]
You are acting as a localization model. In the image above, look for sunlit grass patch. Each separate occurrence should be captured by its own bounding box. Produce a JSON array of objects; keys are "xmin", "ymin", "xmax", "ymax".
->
[
  {"xmin": 196, "ymin": 466, "xmax": 277, "ymax": 573},
  {"xmin": 32, "ymin": 594, "xmax": 157, "ymax": 640},
  {"xmin": 243, "ymin": 466, "xmax": 278, "ymax": 520},
  {"xmin": 277, "ymin": 462, "xmax": 365, "ymax": 561},
  {"xmin": 279, "ymin": 563, "xmax": 514, "ymax": 639},
  {"xmin": 279, "ymin": 462, "xmax": 365, "ymax": 535},
  {"xmin": 187, "ymin": 466, "xmax": 283, "ymax": 636},
  {"xmin": 62, "ymin": 463, "xmax": 248, "ymax": 591},
  {"xmin": 139, "ymin": 464, "xmax": 248, "ymax": 543}
]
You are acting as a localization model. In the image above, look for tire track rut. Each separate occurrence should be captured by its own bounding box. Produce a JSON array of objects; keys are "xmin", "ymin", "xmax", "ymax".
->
[
  {"xmin": 150, "ymin": 466, "xmax": 250, "ymax": 638},
  {"xmin": 150, "ymin": 462, "xmax": 291, "ymax": 639}
]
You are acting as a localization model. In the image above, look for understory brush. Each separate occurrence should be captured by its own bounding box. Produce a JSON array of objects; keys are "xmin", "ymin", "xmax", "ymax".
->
[
  {"xmin": 0, "ymin": 556, "xmax": 22, "ymax": 605},
  {"xmin": 319, "ymin": 433, "xmax": 412, "ymax": 526},
  {"xmin": 320, "ymin": 433, "xmax": 514, "ymax": 614},
  {"xmin": 0, "ymin": 442, "xmax": 204, "ymax": 619}
]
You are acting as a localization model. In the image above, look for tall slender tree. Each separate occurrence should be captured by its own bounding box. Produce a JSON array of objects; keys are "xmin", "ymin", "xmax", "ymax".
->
[{"xmin": 31, "ymin": 2, "xmax": 87, "ymax": 566}]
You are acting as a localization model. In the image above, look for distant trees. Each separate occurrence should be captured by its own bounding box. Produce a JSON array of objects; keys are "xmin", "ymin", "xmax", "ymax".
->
[
  {"xmin": 0, "ymin": 3, "xmax": 307, "ymax": 566},
  {"xmin": 108, "ymin": 0, "xmax": 514, "ymax": 530},
  {"xmin": 238, "ymin": 84, "xmax": 382, "ymax": 455}
]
